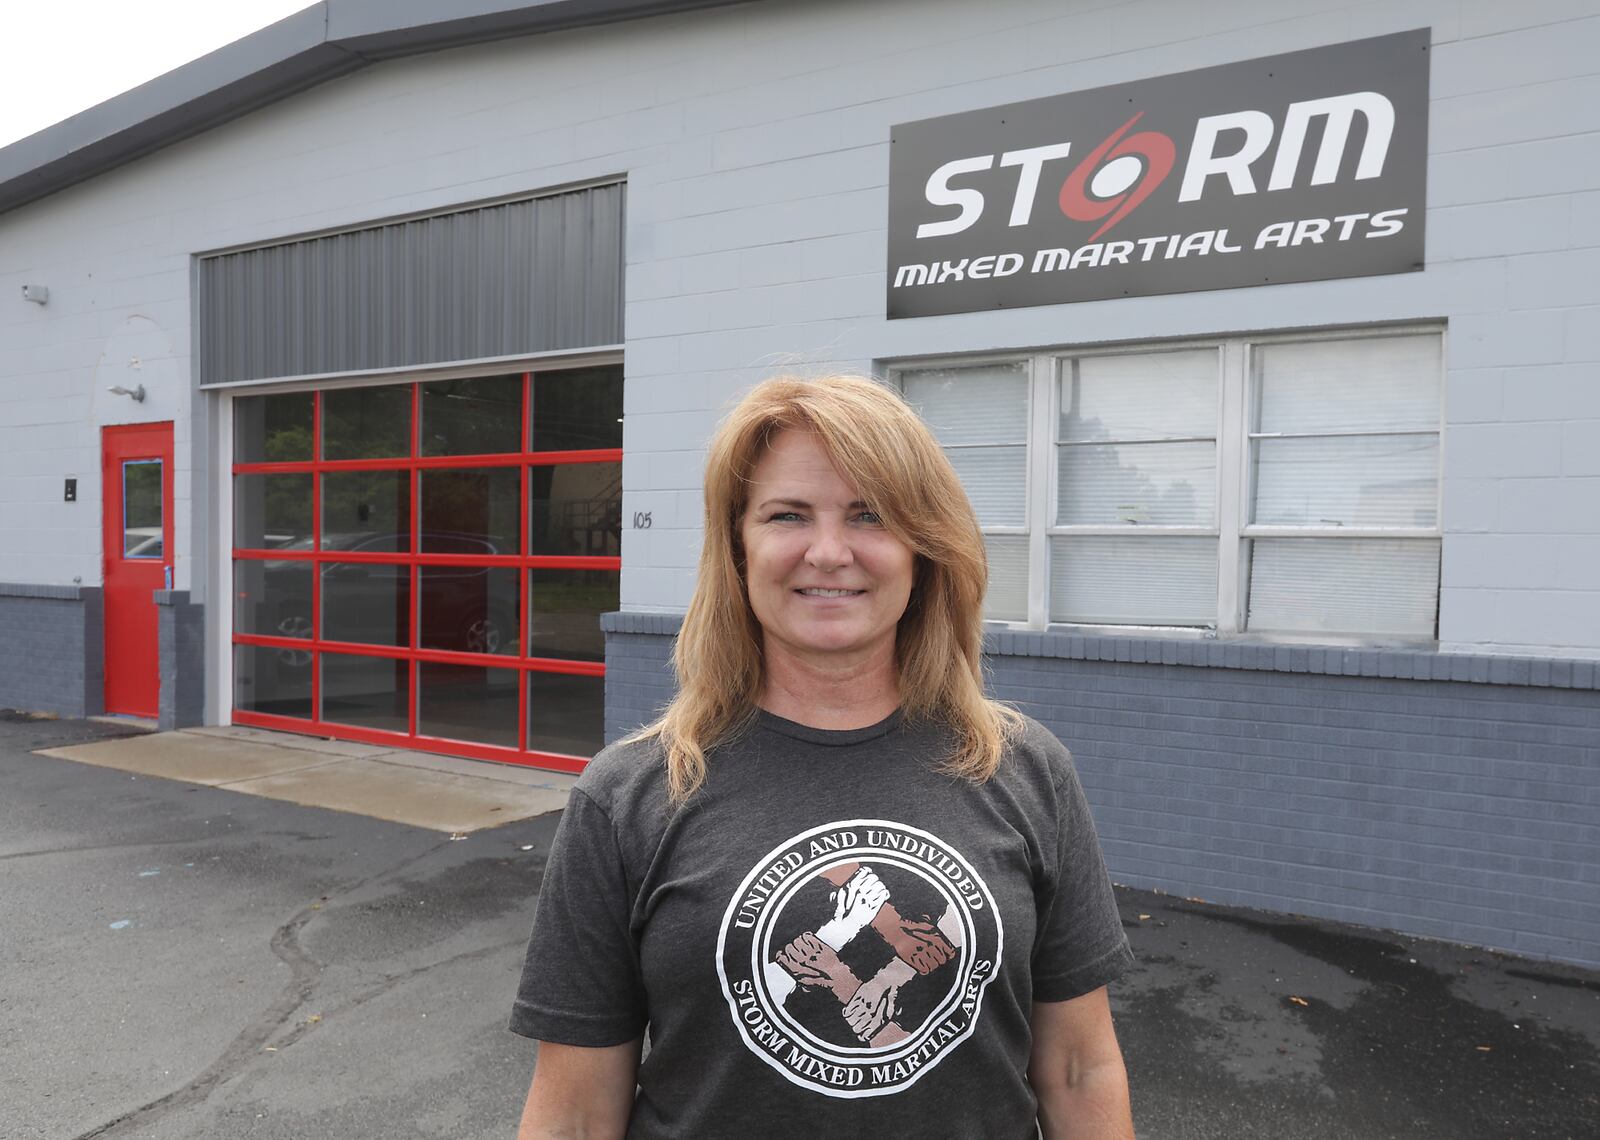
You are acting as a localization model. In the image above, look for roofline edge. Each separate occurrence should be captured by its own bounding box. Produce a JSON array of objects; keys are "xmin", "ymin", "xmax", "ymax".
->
[{"xmin": 0, "ymin": 0, "xmax": 745, "ymax": 218}]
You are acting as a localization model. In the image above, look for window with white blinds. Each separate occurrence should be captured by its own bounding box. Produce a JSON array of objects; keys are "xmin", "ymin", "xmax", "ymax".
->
[
  {"xmin": 1245, "ymin": 334, "xmax": 1442, "ymax": 637},
  {"xmin": 1054, "ymin": 349, "xmax": 1219, "ymax": 625},
  {"xmin": 893, "ymin": 328, "xmax": 1443, "ymax": 640},
  {"xmin": 902, "ymin": 363, "xmax": 1031, "ymax": 620}
]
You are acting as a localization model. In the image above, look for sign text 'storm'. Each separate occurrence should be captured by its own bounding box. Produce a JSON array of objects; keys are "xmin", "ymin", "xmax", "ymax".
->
[{"xmin": 917, "ymin": 91, "xmax": 1393, "ymax": 241}]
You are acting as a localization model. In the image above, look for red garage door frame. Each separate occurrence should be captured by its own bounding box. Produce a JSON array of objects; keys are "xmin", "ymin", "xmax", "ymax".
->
[{"xmin": 230, "ymin": 369, "xmax": 620, "ymax": 774}]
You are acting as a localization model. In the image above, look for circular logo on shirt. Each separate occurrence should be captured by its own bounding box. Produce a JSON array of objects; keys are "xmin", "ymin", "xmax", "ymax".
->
[{"xmin": 715, "ymin": 819, "xmax": 1003, "ymax": 1098}]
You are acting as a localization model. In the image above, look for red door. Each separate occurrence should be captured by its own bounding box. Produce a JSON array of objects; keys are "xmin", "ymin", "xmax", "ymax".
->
[{"xmin": 102, "ymin": 423, "xmax": 174, "ymax": 718}]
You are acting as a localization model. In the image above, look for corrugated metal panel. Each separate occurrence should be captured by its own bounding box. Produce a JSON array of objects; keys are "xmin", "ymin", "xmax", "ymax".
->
[{"xmin": 198, "ymin": 183, "xmax": 624, "ymax": 384}]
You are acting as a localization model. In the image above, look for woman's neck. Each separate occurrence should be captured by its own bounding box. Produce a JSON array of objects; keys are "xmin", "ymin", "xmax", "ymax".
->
[{"xmin": 757, "ymin": 641, "xmax": 899, "ymax": 730}]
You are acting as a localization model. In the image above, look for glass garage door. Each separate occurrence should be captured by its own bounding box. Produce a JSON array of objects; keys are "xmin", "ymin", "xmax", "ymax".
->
[{"xmin": 230, "ymin": 365, "xmax": 621, "ymax": 772}]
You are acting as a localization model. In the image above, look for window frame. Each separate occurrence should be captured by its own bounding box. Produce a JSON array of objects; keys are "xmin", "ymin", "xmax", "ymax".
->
[
  {"xmin": 887, "ymin": 323, "xmax": 1446, "ymax": 644},
  {"xmin": 219, "ymin": 349, "xmax": 623, "ymax": 771}
]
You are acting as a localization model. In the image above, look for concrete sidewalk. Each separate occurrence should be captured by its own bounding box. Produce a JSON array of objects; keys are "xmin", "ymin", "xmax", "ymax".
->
[
  {"xmin": 35, "ymin": 720, "xmax": 577, "ymax": 833},
  {"xmin": 6, "ymin": 712, "xmax": 1598, "ymax": 1140}
]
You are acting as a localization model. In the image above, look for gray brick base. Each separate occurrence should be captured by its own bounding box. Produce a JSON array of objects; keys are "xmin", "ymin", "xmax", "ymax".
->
[
  {"xmin": 604, "ymin": 627, "xmax": 675, "ymax": 744},
  {"xmin": 601, "ymin": 615, "xmax": 1600, "ymax": 969},
  {"xmin": 0, "ymin": 584, "xmax": 103, "ymax": 718},
  {"xmin": 0, "ymin": 584, "xmax": 207, "ymax": 727},
  {"xmin": 155, "ymin": 590, "xmax": 206, "ymax": 731}
]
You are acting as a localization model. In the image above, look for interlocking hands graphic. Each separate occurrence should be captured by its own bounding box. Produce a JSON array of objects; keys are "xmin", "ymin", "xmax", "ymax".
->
[
  {"xmin": 775, "ymin": 862, "xmax": 958, "ymax": 1044},
  {"xmin": 777, "ymin": 933, "xmax": 858, "ymax": 1003}
]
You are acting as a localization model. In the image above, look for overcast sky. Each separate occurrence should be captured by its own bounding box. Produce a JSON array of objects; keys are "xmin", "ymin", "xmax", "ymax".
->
[{"xmin": 0, "ymin": 0, "xmax": 314, "ymax": 149}]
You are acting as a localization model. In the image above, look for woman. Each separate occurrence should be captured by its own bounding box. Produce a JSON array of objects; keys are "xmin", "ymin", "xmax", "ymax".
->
[{"xmin": 510, "ymin": 375, "xmax": 1135, "ymax": 1139}]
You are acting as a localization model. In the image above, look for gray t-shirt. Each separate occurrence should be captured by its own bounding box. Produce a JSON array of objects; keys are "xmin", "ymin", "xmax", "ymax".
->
[{"xmin": 510, "ymin": 709, "xmax": 1133, "ymax": 1138}]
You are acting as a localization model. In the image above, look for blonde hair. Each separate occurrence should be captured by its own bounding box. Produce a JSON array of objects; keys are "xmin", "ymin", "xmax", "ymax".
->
[{"xmin": 634, "ymin": 374, "xmax": 1022, "ymax": 802}]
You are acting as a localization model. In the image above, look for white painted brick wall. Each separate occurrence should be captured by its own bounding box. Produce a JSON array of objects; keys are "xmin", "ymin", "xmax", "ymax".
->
[
  {"xmin": 1566, "ymin": 306, "xmax": 1600, "ymax": 361},
  {"xmin": 2, "ymin": 0, "xmax": 1598, "ymax": 653}
]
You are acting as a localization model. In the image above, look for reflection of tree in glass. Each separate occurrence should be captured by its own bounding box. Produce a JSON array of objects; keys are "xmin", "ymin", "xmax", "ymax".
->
[
  {"xmin": 236, "ymin": 474, "xmax": 313, "ymax": 548},
  {"xmin": 122, "ymin": 463, "xmax": 163, "ymax": 529},
  {"xmin": 323, "ymin": 472, "xmax": 409, "ymax": 543},
  {"xmin": 322, "ymin": 386, "xmax": 411, "ymax": 459},
  {"xmin": 236, "ymin": 392, "xmax": 313, "ymax": 463},
  {"xmin": 265, "ymin": 479, "xmax": 313, "ymax": 544},
  {"xmin": 266, "ymin": 424, "xmax": 313, "ymax": 463}
]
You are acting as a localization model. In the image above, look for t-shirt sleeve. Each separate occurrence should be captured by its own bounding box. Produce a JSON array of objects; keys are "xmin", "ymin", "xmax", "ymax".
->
[
  {"xmin": 1031, "ymin": 740, "xmax": 1135, "ymax": 1003},
  {"xmin": 509, "ymin": 787, "xmax": 647, "ymax": 1045}
]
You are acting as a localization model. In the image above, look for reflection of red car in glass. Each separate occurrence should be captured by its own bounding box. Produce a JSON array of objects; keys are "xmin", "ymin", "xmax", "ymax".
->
[{"xmin": 263, "ymin": 532, "xmax": 516, "ymax": 666}]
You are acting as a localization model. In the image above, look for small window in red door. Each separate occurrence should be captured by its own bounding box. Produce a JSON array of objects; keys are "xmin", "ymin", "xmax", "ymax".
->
[{"xmin": 123, "ymin": 460, "xmax": 164, "ymax": 559}]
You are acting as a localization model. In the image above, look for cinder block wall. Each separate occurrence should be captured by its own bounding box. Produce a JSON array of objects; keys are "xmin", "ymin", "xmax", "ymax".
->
[
  {"xmin": 603, "ymin": 618, "xmax": 1600, "ymax": 968},
  {"xmin": 156, "ymin": 590, "xmax": 206, "ymax": 731},
  {"xmin": 987, "ymin": 653, "xmax": 1599, "ymax": 967},
  {"xmin": 603, "ymin": 618, "xmax": 677, "ymax": 743},
  {"xmin": 0, "ymin": 586, "xmax": 102, "ymax": 718}
]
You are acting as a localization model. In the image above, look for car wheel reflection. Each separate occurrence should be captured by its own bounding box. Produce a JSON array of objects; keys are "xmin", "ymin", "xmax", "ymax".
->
[
  {"xmin": 464, "ymin": 609, "xmax": 515, "ymax": 656},
  {"xmin": 275, "ymin": 608, "xmax": 313, "ymax": 667}
]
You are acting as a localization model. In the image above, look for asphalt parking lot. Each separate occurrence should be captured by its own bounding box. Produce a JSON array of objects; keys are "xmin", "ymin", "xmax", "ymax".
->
[{"xmin": 3, "ymin": 712, "xmax": 1596, "ymax": 1140}]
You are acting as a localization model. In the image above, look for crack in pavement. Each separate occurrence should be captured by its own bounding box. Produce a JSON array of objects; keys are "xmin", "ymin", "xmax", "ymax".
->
[
  {"xmin": 70, "ymin": 906, "xmax": 323, "ymax": 1140},
  {"xmin": 70, "ymin": 839, "xmax": 456, "ymax": 1140},
  {"xmin": 269, "ymin": 937, "xmax": 527, "ymax": 1052},
  {"xmin": 0, "ymin": 836, "xmax": 218, "ymax": 862}
]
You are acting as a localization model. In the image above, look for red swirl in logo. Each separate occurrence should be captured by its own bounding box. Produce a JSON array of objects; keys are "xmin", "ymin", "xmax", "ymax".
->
[{"xmin": 1058, "ymin": 111, "xmax": 1176, "ymax": 241}]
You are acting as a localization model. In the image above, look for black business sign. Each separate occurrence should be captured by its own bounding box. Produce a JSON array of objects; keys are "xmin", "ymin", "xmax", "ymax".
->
[{"xmin": 887, "ymin": 29, "xmax": 1429, "ymax": 319}]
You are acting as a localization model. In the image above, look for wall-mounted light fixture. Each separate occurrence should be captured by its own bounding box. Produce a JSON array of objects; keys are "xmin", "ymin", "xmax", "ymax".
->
[
  {"xmin": 108, "ymin": 384, "xmax": 147, "ymax": 403},
  {"xmin": 21, "ymin": 285, "xmax": 48, "ymax": 305}
]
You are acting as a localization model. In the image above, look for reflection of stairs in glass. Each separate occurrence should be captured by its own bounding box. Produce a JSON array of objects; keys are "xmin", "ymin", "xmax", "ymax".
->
[{"xmin": 553, "ymin": 468, "xmax": 623, "ymax": 555}]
